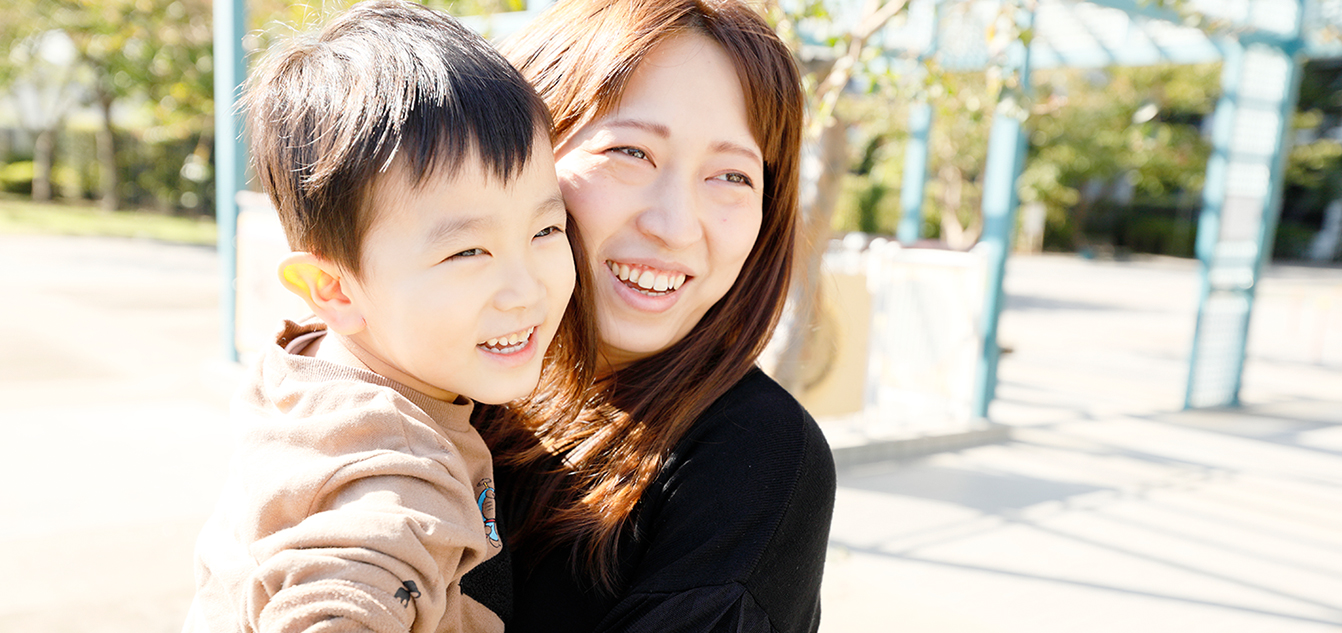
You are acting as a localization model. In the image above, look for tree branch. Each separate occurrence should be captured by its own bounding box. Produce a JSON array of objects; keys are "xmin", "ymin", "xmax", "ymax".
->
[{"xmin": 810, "ymin": 0, "xmax": 910, "ymax": 135}]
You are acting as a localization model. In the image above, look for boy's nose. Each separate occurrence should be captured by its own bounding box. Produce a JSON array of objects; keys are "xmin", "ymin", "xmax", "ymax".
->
[{"xmin": 493, "ymin": 256, "xmax": 547, "ymax": 312}]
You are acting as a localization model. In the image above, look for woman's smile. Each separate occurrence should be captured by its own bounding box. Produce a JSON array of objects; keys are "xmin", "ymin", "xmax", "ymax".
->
[{"xmin": 607, "ymin": 261, "xmax": 689, "ymax": 295}]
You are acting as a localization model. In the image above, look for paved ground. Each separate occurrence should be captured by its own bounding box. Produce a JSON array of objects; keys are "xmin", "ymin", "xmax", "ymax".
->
[
  {"xmin": 821, "ymin": 255, "xmax": 1342, "ymax": 633},
  {"xmin": 1, "ymin": 234, "xmax": 1339, "ymax": 632}
]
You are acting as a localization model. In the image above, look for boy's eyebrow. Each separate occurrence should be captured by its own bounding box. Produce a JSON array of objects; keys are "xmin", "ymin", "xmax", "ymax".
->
[
  {"xmin": 536, "ymin": 194, "xmax": 566, "ymax": 218},
  {"xmin": 423, "ymin": 194, "xmax": 567, "ymax": 248},
  {"xmin": 424, "ymin": 215, "xmax": 487, "ymax": 249},
  {"xmin": 606, "ymin": 118, "xmax": 763, "ymax": 169}
]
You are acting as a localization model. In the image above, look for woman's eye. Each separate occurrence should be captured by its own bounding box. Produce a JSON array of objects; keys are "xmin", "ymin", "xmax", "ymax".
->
[
  {"xmin": 534, "ymin": 225, "xmax": 564, "ymax": 239},
  {"xmin": 716, "ymin": 172, "xmax": 755, "ymax": 187},
  {"xmin": 613, "ymin": 146, "xmax": 648, "ymax": 161}
]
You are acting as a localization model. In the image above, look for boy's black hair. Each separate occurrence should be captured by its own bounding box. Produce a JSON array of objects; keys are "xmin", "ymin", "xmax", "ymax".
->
[{"xmin": 244, "ymin": 0, "xmax": 552, "ymax": 276}]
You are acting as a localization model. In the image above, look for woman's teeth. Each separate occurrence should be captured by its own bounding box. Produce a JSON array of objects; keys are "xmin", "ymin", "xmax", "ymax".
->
[
  {"xmin": 480, "ymin": 326, "xmax": 535, "ymax": 353},
  {"xmin": 608, "ymin": 262, "xmax": 686, "ymax": 294}
]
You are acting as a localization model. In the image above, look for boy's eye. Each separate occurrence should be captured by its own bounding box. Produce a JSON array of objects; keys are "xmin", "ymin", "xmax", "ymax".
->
[
  {"xmin": 448, "ymin": 247, "xmax": 485, "ymax": 260},
  {"xmin": 715, "ymin": 172, "xmax": 754, "ymax": 188},
  {"xmin": 534, "ymin": 225, "xmax": 564, "ymax": 239},
  {"xmin": 612, "ymin": 146, "xmax": 648, "ymax": 161}
]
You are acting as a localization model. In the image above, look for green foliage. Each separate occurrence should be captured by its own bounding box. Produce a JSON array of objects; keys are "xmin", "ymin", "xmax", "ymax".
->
[
  {"xmin": 0, "ymin": 0, "xmax": 528, "ymax": 216},
  {"xmin": 1022, "ymin": 63, "xmax": 1217, "ymax": 251},
  {"xmin": 1276, "ymin": 60, "xmax": 1342, "ymax": 260},
  {"xmin": 1273, "ymin": 222, "xmax": 1318, "ymax": 260},
  {"xmin": 54, "ymin": 130, "xmax": 98, "ymax": 199},
  {"xmin": 0, "ymin": 161, "xmax": 34, "ymax": 194},
  {"xmin": 1116, "ymin": 212, "xmax": 1198, "ymax": 258},
  {"xmin": 249, "ymin": 0, "xmax": 522, "ymax": 47},
  {"xmin": 0, "ymin": 194, "xmax": 216, "ymax": 244},
  {"xmin": 1287, "ymin": 138, "xmax": 1342, "ymax": 190},
  {"xmin": 827, "ymin": 67, "xmax": 996, "ymax": 246},
  {"xmin": 0, "ymin": 0, "xmax": 216, "ymax": 213},
  {"xmin": 825, "ymin": 61, "xmax": 1219, "ymax": 256},
  {"xmin": 830, "ymin": 96, "xmax": 907, "ymax": 235}
]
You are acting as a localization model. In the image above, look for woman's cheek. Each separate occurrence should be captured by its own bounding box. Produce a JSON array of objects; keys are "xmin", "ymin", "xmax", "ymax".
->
[{"xmin": 558, "ymin": 157, "xmax": 617, "ymax": 215}]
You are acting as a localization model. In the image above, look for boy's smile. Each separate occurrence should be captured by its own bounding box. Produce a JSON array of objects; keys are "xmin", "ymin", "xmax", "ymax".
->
[
  {"xmin": 479, "ymin": 326, "xmax": 536, "ymax": 353},
  {"xmin": 334, "ymin": 143, "xmax": 574, "ymax": 404}
]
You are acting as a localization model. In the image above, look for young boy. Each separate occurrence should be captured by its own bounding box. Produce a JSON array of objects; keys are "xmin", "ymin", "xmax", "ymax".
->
[{"xmin": 184, "ymin": 2, "xmax": 578, "ymax": 631}]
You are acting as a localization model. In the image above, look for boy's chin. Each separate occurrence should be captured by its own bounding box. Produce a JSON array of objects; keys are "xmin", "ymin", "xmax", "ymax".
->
[{"xmin": 461, "ymin": 370, "xmax": 544, "ymax": 405}]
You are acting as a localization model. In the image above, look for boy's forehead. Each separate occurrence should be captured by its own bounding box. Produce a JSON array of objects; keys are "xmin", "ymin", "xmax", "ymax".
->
[
  {"xmin": 365, "ymin": 148, "xmax": 560, "ymax": 233},
  {"xmin": 375, "ymin": 141, "xmax": 554, "ymax": 196}
]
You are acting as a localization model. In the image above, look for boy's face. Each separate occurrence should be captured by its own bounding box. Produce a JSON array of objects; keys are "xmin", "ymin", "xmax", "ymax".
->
[{"xmin": 342, "ymin": 144, "xmax": 575, "ymax": 404}]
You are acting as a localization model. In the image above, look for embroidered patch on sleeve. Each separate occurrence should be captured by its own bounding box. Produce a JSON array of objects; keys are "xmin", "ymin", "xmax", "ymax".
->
[{"xmin": 394, "ymin": 580, "xmax": 421, "ymax": 607}]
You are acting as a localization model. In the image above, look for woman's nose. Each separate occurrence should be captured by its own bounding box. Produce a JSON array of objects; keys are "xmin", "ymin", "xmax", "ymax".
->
[{"xmin": 636, "ymin": 174, "xmax": 705, "ymax": 251}]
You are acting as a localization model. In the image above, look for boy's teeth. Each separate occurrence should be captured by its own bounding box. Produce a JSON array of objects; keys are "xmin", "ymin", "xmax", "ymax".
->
[{"xmin": 482, "ymin": 327, "xmax": 534, "ymax": 350}]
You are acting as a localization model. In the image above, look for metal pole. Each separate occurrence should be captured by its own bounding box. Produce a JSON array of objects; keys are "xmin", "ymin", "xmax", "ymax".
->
[
  {"xmin": 1185, "ymin": 6, "xmax": 1305, "ymax": 408},
  {"xmin": 1184, "ymin": 41, "xmax": 1240, "ymax": 408},
  {"xmin": 971, "ymin": 1, "xmax": 1033, "ymax": 420},
  {"xmin": 898, "ymin": 101, "xmax": 932, "ymax": 244},
  {"xmin": 897, "ymin": 0, "xmax": 942, "ymax": 245},
  {"xmin": 214, "ymin": 0, "xmax": 248, "ymax": 363}
]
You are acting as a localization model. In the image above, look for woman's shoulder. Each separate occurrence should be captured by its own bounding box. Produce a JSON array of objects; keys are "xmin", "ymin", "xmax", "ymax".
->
[
  {"xmin": 690, "ymin": 367, "xmax": 824, "ymax": 445},
  {"xmin": 668, "ymin": 367, "xmax": 834, "ymax": 486}
]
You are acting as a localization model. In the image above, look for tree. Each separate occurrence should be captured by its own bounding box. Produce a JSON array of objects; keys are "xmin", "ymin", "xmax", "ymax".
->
[
  {"xmin": 3, "ymin": 29, "xmax": 85, "ymax": 201},
  {"xmin": 0, "ymin": 0, "xmax": 217, "ymax": 211},
  {"xmin": 1020, "ymin": 64, "xmax": 1217, "ymax": 255},
  {"xmin": 765, "ymin": 0, "xmax": 911, "ymax": 394},
  {"xmin": 759, "ymin": 0, "xmax": 1224, "ymax": 394}
]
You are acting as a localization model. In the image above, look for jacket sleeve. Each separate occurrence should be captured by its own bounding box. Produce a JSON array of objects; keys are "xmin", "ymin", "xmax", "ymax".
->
[
  {"xmin": 245, "ymin": 450, "xmax": 488, "ymax": 633},
  {"xmin": 593, "ymin": 383, "xmax": 837, "ymax": 633}
]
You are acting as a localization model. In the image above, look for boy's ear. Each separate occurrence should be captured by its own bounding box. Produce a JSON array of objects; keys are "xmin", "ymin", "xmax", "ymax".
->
[{"xmin": 278, "ymin": 253, "xmax": 366, "ymax": 335}]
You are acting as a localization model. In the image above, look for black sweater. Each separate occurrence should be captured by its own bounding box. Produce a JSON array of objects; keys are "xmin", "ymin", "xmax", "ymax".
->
[{"xmin": 498, "ymin": 368, "xmax": 837, "ymax": 633}]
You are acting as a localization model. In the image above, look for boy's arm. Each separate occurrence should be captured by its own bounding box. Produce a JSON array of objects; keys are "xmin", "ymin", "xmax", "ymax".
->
[{"xmin": 246, "ymin": 451, "xmax": 490, "ymax": 633}]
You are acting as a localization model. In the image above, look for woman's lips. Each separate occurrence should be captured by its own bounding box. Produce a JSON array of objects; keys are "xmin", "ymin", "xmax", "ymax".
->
[{"xmin": 607, "ymin": 261, "xmax": 688, "ymax": 295}]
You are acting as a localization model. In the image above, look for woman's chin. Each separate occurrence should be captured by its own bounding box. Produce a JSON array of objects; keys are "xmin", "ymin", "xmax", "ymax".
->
[{"xmin": 596, "ymin": 327, "xmax": 677, "ymax": 369}]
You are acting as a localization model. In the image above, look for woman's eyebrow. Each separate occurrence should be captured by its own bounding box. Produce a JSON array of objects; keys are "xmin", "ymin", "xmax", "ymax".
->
[
  {"xmin": 607, "ymin": 118, "xmax": 762, "ymax": 168},
  {"xmin": 711, "ymin": 140, "xmax": 763, "ymax": 169},
  {"xmin": 605, "ymin": 118, "xmax": 669, "ymax": 137}
]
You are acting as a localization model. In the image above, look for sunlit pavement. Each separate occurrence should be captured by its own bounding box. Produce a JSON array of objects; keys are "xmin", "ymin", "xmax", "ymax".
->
[
  {"xmin": 0, "ymin": 235, "xmax": 234, "ymax": 632},
  {"xmin": 1, "ymin": 234, "xmax": 1339, "ymax": 632},
  {"xmin": 821, "ymin": 255, "xmax": 1342, "ymax": 633}
]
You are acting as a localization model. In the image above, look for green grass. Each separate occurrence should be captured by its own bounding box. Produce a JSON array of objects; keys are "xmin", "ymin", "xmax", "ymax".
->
[{"xmin": 0, "ymin": 195, "xmax": 217, "ymax": 246}]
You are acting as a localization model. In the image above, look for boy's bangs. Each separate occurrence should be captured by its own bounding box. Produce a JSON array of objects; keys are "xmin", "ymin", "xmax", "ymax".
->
[{"xmin": 397, "ymin": 75, "xmax": 551, "ymax": 188}]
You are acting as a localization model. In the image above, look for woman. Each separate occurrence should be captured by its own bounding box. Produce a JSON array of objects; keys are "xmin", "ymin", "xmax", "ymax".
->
[{"xmin": 482, "ymin": 1, "xmax": 836, "ymax": 631}]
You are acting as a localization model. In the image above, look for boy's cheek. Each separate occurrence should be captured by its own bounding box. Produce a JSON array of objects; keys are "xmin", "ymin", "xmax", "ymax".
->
[{"xmin": 546, "ymin": 248, "xmax": 579, "ymax": 303}]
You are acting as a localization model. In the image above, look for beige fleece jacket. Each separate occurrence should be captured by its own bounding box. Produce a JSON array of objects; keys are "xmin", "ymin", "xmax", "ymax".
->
[{"xmin": 185, "ymin": 321, "xmax": 505, "ymax": 633}]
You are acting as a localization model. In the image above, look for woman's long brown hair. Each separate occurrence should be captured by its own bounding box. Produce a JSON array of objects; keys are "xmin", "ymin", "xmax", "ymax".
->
[{"xmin": 479, "ymin": 0, "xmax": 804, "ymax": 591}]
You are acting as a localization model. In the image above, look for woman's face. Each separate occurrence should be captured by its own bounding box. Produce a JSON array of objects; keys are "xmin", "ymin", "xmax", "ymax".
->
[{"xmin": 554, "ymin": 33, "xmax": 764, "ymax": 369}]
